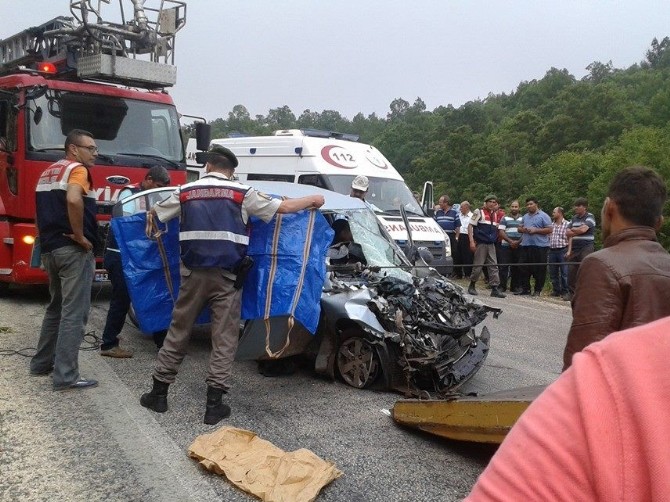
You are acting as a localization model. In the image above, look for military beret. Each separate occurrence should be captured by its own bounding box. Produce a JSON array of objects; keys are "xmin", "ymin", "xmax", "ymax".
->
[{"xmin": 206, "ymin": 144, "xmax": 238, "ymax": 168}]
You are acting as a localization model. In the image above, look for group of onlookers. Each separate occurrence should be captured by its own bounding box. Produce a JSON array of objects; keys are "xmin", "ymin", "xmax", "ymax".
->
[
  {"xmin": 434, "ymin": 192, "xmax": 597, "ymax": 299},
  {"xmin": 465, "ymin": 165, "xmax": 670, "ymax": 500}
]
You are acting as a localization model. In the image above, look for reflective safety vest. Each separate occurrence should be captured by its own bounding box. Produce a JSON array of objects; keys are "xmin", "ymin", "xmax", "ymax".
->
[
  {"xmin": 35, "ymin": 159, "xmax": 97, "ymax": 253},
  {"xmin": 178, "ymin": 176, "xmax": 251, "ymax": 269},
  {"xmin": 473, "ymin": 208, "xmax": 502, "ymax": 244}
]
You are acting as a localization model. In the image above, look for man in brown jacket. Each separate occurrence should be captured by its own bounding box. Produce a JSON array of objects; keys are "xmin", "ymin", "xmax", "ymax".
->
[{"xmin": 562, "ymin": 166, "xmax": 670, "ymax": 370}]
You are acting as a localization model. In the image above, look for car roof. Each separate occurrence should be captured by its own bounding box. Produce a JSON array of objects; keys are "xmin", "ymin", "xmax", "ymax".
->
[
  {"xmin": 113, "ymin": 181, "xmax": 368, "ymax": 214},
  {"xmin": 246, "ymin": 181, "xmax": 368, "ymax": 212}
]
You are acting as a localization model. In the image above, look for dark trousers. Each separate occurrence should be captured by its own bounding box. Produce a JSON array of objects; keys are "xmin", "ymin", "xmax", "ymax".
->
[
  {"xmin": 519, "ymin": 246, "xmax": 548, "ymax": 293},
  {"xmin": 101, "ymin": 250, "xmax": 130, "ymax": 350},
  {"xmin": 498, "ymin": 244, "xmax": 521, "ymax": 292},
  {"xmin": 456, "ymin": 233, "xmax": 473, "ymax": 278},
  {"xmin": 548, "ymin": 247, "xmax": 569, "ymax": 294},
  {"xmin": 568, "ymin": 243, "xmax": 595, "ymax": 294},
  {"xmin": 446, "ymin": 232, "xmax": 458, "ymax": 276}
]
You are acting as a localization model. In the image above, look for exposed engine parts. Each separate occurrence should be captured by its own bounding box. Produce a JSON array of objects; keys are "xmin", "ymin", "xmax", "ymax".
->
[{"xmin": 327, "ymin": 268, "xmax": 501, "ymax": 397}]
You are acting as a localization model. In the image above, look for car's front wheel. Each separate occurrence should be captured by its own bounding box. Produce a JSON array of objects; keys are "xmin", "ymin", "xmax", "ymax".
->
[{"xmin": 336, "ymin": 331, "xmax": 380, "ymax": 389}]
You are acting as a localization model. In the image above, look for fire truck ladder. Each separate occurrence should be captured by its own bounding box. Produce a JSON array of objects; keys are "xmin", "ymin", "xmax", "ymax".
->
[
  {"xmin": 0, "ymin": 17, "xmax": 74, "ymax": 69},
  {"xmin": 0, "ymin": 1, "xmax": 187, "ymax": 89}
]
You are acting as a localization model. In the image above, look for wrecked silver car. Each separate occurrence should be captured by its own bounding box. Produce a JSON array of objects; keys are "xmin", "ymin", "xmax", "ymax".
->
[
  {"xmin": 112, "ymin": 182, "xmax": 500, "ymax": 397},
  {"xmin": 238, "ymin": 183, "xmax": 501, "ymax": 397}
]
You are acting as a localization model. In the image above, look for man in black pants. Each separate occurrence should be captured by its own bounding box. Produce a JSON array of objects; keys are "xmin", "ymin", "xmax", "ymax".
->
[
  {"xmin": 516, "ymin": 198, "xmax": 552, "ymax": 296},
  {"xmin": 100, "ymin": 166, "xmax": 171, "ymax": 357},
  {"xmin": 454, "ymin": 201, "xmax": 473, "ymax": 279},
  {"xmin": 498, "ymin": 200, "xmax": 523, "ymax": 292},
  {"xmin": 566, "ymin": 197, "xmax": 596, "ymax": 297}
]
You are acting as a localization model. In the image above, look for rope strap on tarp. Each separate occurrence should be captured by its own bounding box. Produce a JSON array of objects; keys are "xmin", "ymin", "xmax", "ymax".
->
[
  {"xmin": 146, "ymin": 210, "xmax": 176, "ymax": 303},
  {"xmin": 263, "ymin": 209, "xmax": 317, "ymax": 358}
]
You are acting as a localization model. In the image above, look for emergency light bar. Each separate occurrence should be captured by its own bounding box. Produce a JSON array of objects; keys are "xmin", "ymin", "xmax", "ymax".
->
[{"xmin": 36, "ymin": 62, "xmax": 57, "ymax": 74}]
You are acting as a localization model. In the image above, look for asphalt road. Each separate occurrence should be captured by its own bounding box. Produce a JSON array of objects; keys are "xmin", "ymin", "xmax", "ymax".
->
[{"xmin": 0, "ymin": 282, "xmax": 571, "ymax": 502}]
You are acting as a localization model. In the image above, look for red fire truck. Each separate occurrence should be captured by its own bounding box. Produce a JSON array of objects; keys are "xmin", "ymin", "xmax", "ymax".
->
[{"xmin": 0, "ymin": 1, "xmax": 209, "ymax": 294}]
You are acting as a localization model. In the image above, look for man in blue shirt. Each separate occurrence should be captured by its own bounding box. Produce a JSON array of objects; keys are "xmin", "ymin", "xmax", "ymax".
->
[
  {"xmin": 434, "ymin": 194, "xmax": 460, "ymax": 274},
  {"xmin": 516, "ymin": 197, "xmax": 552, "ymax": 296}
]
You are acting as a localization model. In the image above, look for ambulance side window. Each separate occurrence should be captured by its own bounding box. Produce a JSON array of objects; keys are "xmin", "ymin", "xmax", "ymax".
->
[
  {"xmin": 298, "ymin": 174, "xmax": 328, "ymax": 189},
  {"xmin": 247, "ymin": 173, "xmax": 294, "ymax": 182}
]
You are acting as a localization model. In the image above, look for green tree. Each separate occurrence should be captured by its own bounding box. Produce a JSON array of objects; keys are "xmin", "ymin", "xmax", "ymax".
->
[
  {"xmin": 645, "ymin": 37, "xmax": 670, "ymax": 69},
  {"xmin": 265, "ymin": 105, "xmax": 297, "ymax": 130},
  {"xmin": 584, "ymin": 60, "xmax": 614, "ymax": 84},
  {"xmin": 387, "ymin": 98, "xmax": 410, "ymax": 121},
  {"xmin": 226, "ymin": 105, "xmax": 255, "ymax": 135}
]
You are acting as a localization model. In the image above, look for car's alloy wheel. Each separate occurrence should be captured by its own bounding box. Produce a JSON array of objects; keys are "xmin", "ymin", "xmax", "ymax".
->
[{"xmin": 336, "ymin": 334, "xmax": 380, "ymax": 389}]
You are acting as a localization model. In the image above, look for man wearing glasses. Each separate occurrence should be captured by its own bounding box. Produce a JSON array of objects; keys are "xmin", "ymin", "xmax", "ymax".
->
[{"xmin": 31, "ymin": 129, "xmax": 100, "ymax": 390}]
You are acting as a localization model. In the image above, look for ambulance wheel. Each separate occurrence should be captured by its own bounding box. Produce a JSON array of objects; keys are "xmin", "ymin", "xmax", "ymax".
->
[{"xmin": 336, "ymin": 331, "xmax": 380, "ymax": 389}]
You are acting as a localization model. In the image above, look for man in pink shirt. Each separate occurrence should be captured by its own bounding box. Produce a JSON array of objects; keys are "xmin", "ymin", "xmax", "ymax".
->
[{"xmin": 465, "ymin": 315, "xmax": 670, "ymax": 502}]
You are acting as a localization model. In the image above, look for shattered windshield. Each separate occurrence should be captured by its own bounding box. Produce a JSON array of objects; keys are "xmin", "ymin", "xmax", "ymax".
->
[
  {"xmin": 327, "ymin": 176, "xmax": 424, "ymax": 215},
  {"xmin": 333, "ymin": 208, "xmax": 413, "ymax": 283},
  {"xmin": 27, "ymin": 91, "xmax": 183, "ymax": 163}
]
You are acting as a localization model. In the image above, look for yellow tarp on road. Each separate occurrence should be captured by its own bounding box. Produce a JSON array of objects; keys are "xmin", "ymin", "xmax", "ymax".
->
[{"xmin": 189, "ymin": 426, "xmax": 342, "ymax": 502}]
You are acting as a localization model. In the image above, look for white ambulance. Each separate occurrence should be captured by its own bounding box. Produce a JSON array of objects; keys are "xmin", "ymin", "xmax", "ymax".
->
[{"xmin": 187, "ymin": 129, "xmax": 452, "ymax": 273}]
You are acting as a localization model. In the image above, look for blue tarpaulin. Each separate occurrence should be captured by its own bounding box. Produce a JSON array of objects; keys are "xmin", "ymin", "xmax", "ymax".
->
[
  {"xmin": 113, "ymin": 208, "xmax": 332, "ymax": 338},
  {"xmin": 241, "ymin": 210, "xmax": 333, "ymax": 335},
  {"xmin": 111, "ymin": 213, "xmax": 181, "ymax": 334}
]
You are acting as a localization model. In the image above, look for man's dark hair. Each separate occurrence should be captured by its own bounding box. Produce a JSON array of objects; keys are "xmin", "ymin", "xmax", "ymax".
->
[
  {"xmin": 65, "ymin": 129, "xmax": 94, "ymax": 150},
  {"xmin": 331, "ymin": 218, "xmax": 351, "ymax": 244},
  {"xmin": 609, "ymin": 166, "xmax": 667, "ymax": 227},
  {"xmin": 209, "ymin": 155, "xmax": 235, "ymax": 170},
  {"xmin": 526, "ymin": 197, "xmax": 538, "ymax": 204},
  {"xmin": 439, "ymin": 194, "xmax": 451, "ymax": 204},
  {"xmin": 146, "ymin": 165, "xmax": 170, "ymax": 185},
  {"xmin": 573, "ymin": 197, "xmax": 588, "ymax": 207}
]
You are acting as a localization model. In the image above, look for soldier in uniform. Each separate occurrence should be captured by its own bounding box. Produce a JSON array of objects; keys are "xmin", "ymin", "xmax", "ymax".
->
[{"xmin": 140, "ymin": 145, "xmax": 325, "ymax": 425}]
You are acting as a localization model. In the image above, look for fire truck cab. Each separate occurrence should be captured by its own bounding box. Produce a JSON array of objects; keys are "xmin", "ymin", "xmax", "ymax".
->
[{"xmin": 0, "ymin": 1, "xmax": 208, "ymax": 293}]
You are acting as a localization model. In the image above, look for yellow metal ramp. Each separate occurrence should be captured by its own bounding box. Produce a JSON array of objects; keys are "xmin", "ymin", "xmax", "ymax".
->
[{"xmin": 392, "ymin": 385, "xmax": 546, "ymax": 444}]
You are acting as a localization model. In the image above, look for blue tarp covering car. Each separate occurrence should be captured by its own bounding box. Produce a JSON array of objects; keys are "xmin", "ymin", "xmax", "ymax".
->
[{"xmin": 111, "ymin": 188, "xmax": 332, "ymax": 338}]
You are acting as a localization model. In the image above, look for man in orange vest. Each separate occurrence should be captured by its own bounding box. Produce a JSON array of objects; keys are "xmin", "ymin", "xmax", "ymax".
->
[{"xmin": 30, "ymin": 129, "xmax": 99, "ymax": 391}]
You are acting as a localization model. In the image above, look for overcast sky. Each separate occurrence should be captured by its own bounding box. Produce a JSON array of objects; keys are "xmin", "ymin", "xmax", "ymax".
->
[{"xmin": 2, "ymin": 1, "xmax": 669, "ymax": 122}]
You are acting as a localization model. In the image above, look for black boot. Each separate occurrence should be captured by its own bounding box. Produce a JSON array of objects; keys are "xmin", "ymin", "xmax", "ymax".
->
[
  {"xmin": 140, "ymin": 377, "xmax": 169, "ymax": 413},
  {"xmin": 204, "ymin": 386, "xmax": 231, "ymax": 425},
  {"xmin": 468, "ymin": 281, "xmax": 478, "ymax": 295},
  {"xmin": 490, "ymin": 286, "xmax": 507, "ymax": 298}
]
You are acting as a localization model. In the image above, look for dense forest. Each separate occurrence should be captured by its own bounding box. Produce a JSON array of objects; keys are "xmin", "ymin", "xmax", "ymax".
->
[{"xmin": 201, "ymin": 37, "xmax": 670, "ymax": 248}]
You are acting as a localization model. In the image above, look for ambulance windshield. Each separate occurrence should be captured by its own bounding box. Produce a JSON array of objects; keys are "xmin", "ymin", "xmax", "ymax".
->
[{"xmin": 326, "ymin": 176, "xmax": 424, "ymax": 215}]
